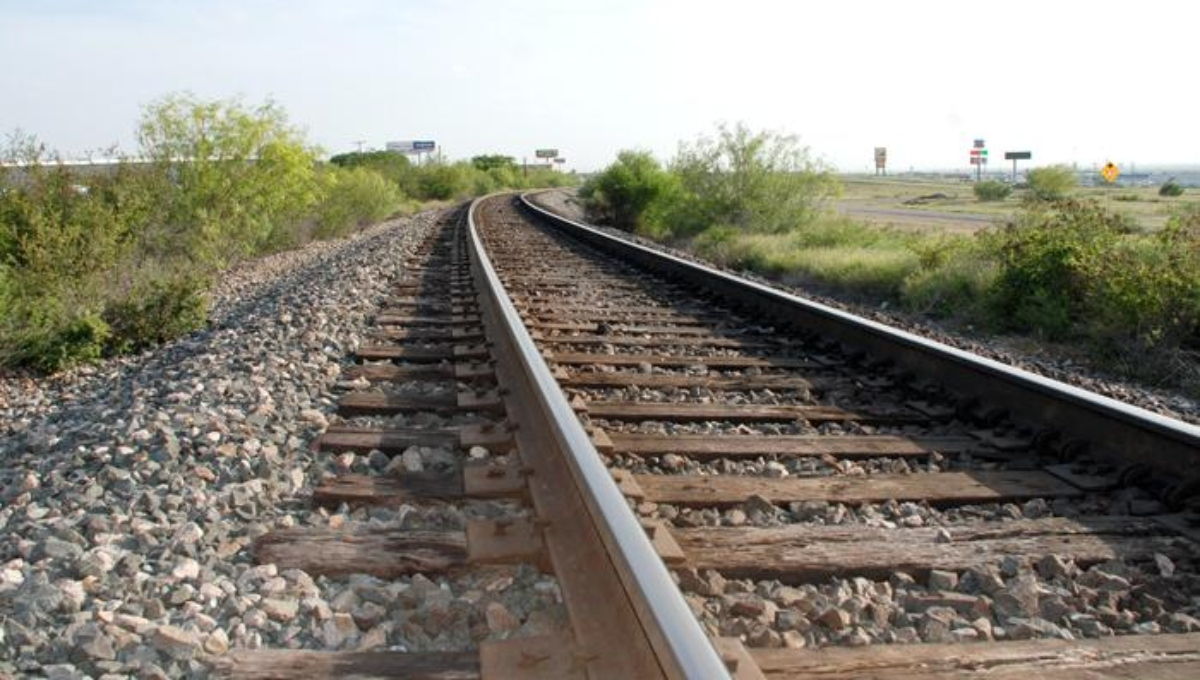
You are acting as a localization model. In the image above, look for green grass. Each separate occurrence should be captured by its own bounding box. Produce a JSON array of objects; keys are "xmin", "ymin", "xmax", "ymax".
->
[{"xmin": 697, "ymin": 216, "xmax": 928, "ymax": 297}]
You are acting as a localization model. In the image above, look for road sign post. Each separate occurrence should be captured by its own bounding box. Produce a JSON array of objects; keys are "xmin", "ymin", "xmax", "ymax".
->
[
  {"xmin": 970, "ymin": 139, "xmax": 988, "ymax": 181},
  {"xmin": 1004, "ymin": 151, "xmax": 1032, "ymax": 182},
  {"xmin": 1100, "ymin": 162, "xmax": 1120, "ymax": 183}
]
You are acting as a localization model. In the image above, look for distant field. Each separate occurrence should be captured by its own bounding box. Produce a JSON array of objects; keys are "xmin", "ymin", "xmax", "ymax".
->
[{"xmin": 836, "ymin": 175, "xmax": 1193, "ymax": 232}]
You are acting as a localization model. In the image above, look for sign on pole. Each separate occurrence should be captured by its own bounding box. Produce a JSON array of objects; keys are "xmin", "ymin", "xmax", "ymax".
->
[
  {"xmin": 969, "ymin": 139, "xmax": 987, "ymax": 179},
  {"xmin": 1101, "ymin": 162, "xmax": 1120, "ymax": 183},
  {"xmin": 535, "ymin": 148, "xmax": 558, "ymax": 159},
  {"xmin": 1004, "ymin": 151, "xmax": 1032, "ymax": 182}
]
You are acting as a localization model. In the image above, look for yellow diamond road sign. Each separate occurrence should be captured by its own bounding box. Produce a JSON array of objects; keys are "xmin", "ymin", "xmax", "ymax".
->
[{"xmin": 1101, "ymin": 162, "xmax": 1120, "ymax": 183}]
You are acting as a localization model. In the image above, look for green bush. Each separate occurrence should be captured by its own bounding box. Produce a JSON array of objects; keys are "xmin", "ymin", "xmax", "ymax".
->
[
  {"xmin": 1160, "ymin": 180, "xmax": 1185, "ymax": 197},
  {"xmin": 671, "ymin": 123, "xmax": 840, "ymax": 236},
  {"xmin": 1083, "ymin": 235, "xmax": 1199, "ymax": 351},
  {"xmin": 4, "ymin": 297, "xmax": 111, "ymax": 373},
  {"xmin": 579, "ymin": 150, "xmax": 682, "ymax": 235},
  {"xmin": 415, "ymin": 162, "xmax": 472, "ymax": 200},
  {"xmin": 103, "ymin": 272, "xmax": 209, "ymax": 354},
  {"xmin": 138, "ymin": 93, "xmax": 322, "ymax": 265},
  {"xmin": 1025, "ymin": 165, "xmax": 1077, "ymax": 202},
  {"xmin": 973, "ymin": 180, "xmax": 1012, "ymax": 202},
  {"xmin": 330, "ymin": 150, "xmax": 412, "ymax": 184},
  {"xmin": 314, "ymin": 167, "xmax": 403, "ymax": 239},
  {"xmin": 987, "ymin": 199, "xmax": 1134, "ymax": 339}
]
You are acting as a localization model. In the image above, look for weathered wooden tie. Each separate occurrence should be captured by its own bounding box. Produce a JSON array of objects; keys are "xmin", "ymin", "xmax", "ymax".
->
[
  {"xmin": 254, "ymin": 518, "xmax": 547, "ymax": 578},
  {"xmin": 546, "ymin": 351, "xmax": 824, "ymax": 370},
  {"xmin": 312, "ymin": 465, "xmax": 526, "ymax": 507},
  {"xmin": 746, "ymin": 632, "xmax": 1200, "ymax": 679},
  {"xmin": 579, "ymin": 400, "xmax": 919, "ymax": 424},
  {"xmin": 626, "ymin": 470, "xmax": 1081, "ymax": 507},
  {"xmin": 593, "ymin": 430, "xmax": 982, "ymax": 459},
  {"xmin": 317, "ymin": 424, "xmax": 512, "ymax": 454},
  {"xmin": 670, "ymin": 517, "xmax": 1197, "ymax": 582},
  {"xmin": 212, "ymin": 649, "xmax": 480, "ymax": 680},
  {"xmin": 559, "ymin": 371, "xmax": 819, "ymax": 392},
  {"xmin": 355, "ymin": 344, "xmax": 490, "ymax": 362}
]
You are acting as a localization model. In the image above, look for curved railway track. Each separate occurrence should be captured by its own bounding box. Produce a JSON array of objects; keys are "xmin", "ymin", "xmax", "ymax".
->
[{"xmin": 218, "ymin": 193, "xmax": 1200, "ymax": 679}]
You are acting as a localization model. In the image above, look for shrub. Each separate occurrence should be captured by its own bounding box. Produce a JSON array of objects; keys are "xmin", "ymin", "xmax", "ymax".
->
[
  {"xmin": 973, "ymin": 180, "xmax": 1012, "ymax": 202},
  {"xmin": 671, "ymin": 123, "xmax": 840, "ymax": 236},
  {"xmin": 314, "ymin": 167, "xmax": 403, "ymax": 239},
  {"xmin": 1082, "ymin": 235, "xmax": 1200, "ymax": 352},
  {"xmin": 1160, "ymin": 180, "xmax": 1185, "ymax": 197},
  {"xmin": 103, "ymin": 271, "xmax": 209, "ymax": 354},
  {"xmin": 330, "ymin": 150, "xmax": 412, "ymax": 184},
  {"xmin": 579, "ymin": 150, "xmax": 681, "ymax": 234},
  {"xmin": 4, "ymin": 299, "xmax": 112, "ymax": 373},
  {"xmin": 1025, "ymin": 165, "xmax": 1077, "ymax": 202},
  {"xmin": 986, "ymin": 199, "xmax": 1131, "ymax": 339},
  {"xmin": 414, "ymin": 162, "xmax": 472, "ymax": 201}
]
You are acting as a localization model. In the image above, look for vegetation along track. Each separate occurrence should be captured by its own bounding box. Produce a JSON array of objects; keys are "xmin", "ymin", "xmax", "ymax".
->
[{"xmin": 220, "ymin": 193, "xmax": 1200, "ymax": 679}]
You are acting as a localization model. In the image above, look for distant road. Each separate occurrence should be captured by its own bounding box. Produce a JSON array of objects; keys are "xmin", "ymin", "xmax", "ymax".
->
[{"xmin": 836, "ymin": 205, "xmax": 999, "ymax": 225}]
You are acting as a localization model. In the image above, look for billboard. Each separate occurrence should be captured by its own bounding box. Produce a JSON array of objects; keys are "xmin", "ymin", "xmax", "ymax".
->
[{"xmin": 386, "ymin": 140, "xmax": 437, "ymax": 153}]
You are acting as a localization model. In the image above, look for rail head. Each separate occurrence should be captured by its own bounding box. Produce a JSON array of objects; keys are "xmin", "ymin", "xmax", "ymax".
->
[
  {"xmin": 466, "ymin": 194, "xmax": 732, "ymax": 680},
  {"xmin": 520, "ymin": 192, "xmax": 1200, "ymax": 481}
]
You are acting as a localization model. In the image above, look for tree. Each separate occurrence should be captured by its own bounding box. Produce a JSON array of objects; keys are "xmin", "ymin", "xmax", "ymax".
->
[
  {"xmin": 329, "ymin": 150, "xmax": 412, "ymax": 183},
  {"xmin": 1026, "ymin": 165, "xmax": 1077, "ymax": 202},
  {"xmin": 137, "ymin": 93, "xmax": 322, "ymax": 263},
  {"xmin": 670, "ymin": 122, "xmax": 840, "ymax": 235},
  {"xmin": 471, "ymin": 154, "xmax": 517, "ymax": 172}
]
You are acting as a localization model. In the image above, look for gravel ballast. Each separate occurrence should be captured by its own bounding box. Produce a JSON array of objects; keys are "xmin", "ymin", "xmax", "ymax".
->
[{"xmin": 0, "ymin": 210, "xmax": 566, "ymax": 678}]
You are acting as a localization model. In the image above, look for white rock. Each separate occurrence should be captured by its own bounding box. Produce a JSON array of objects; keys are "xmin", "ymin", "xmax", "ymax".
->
[{"xmin": 172, "ymin": 558, "xmax": 200, "ymax": 580}]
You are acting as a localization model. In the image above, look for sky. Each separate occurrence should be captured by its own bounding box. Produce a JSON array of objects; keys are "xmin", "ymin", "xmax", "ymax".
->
[{"xmin": 2, "ymin": 0, "xmax": 1197, "ymax": 172}]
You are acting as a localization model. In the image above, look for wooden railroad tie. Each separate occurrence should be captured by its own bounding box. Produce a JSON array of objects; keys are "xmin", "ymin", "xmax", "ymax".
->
[
  {"xmin": 590, "ymin": 429, "xmax": 980, "ymax": 460},
  {"xmin": 668, "ymin": 517, "xmax": 1199, "ymax": 583},
  {"xmin": 576, "ymin": 400, "xmax": 919, "ymax": 425},
  {"xmin": 337, "ymin": 390, "xmax": 504, "ymax": 417},
  {"xmin": 253, "ymin": 517, "xmax": 549, "ymax": 579},
  {"xmin": 317, "ymin": 423, "xmax": 513, "ymax": 455}
]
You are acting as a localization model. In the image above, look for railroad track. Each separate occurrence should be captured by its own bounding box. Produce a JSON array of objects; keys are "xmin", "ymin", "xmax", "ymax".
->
[{"xmin": 217, "ymin": 194, "xmax": 1200, "ymax": 678}]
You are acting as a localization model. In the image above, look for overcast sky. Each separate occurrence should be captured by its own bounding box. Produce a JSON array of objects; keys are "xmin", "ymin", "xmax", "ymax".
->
[{"xmin": 2, "ymin": 0, "xmax": 1196, "ymax": 172}]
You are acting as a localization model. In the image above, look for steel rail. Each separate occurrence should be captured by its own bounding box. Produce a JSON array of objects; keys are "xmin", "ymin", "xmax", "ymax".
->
[
  {"xmin": 520, "ymin": 193, "xmax": 1200, "ymax": 483},
  {"xmin": 466, "ymin": 195, "xmax": 732, "ymax": 679}
]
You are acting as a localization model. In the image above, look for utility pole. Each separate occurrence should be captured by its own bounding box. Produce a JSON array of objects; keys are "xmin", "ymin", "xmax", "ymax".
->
[{"xmin": 353, "ymin": 140, "xmax": 365, "ymax": 153}]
